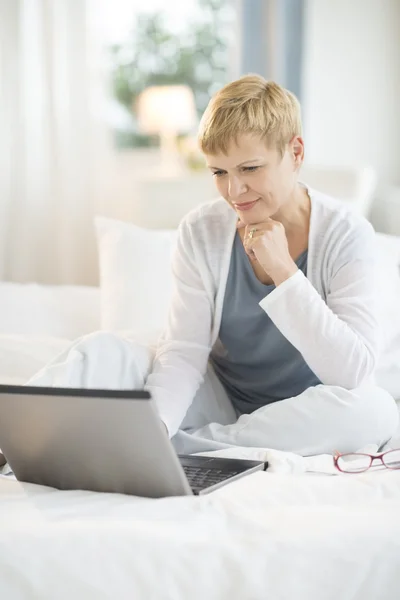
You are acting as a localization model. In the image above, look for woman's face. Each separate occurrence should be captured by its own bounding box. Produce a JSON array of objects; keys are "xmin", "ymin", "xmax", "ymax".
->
[{"xmin": 205, "ymin": 134, "xmax": 304, "ymax": 225}]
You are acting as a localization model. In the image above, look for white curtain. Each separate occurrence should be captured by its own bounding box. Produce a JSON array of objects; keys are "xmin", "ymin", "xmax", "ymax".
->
[{"xmin": 0, "ymin": 0, "xmax": 115, "ymax": 285}]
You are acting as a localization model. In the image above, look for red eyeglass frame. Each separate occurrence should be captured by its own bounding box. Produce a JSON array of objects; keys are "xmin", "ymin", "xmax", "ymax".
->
[{"xmin": 334, "ymin": 449, "xmax": 400, "ymax": 473}]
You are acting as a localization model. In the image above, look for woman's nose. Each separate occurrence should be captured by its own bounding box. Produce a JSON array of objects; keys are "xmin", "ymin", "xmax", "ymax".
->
[{"xmin": 228, "ymin": 175, "xmax": 247, "ymax": 199}]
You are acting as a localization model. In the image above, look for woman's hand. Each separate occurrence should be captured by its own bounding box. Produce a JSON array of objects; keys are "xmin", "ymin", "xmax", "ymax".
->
[{"xmin": 238, "ymin": 219, "xmax": 298, "ymax": 286}]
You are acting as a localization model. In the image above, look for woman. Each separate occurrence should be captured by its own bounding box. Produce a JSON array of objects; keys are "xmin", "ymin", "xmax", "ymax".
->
[
  {"xmin": 144, "ymin": 74, "xmax": 398, "ymax": 455},
  {"xmin": 30, "ymin": 75, "xmax": 398, "ymax": 456}
]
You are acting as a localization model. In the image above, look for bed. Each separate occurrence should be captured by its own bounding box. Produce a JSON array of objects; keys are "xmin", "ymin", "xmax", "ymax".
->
[
  {"xmin": 1, "ymin": 462, "xmax": 400, "ymax": 600},
  {"xmin": 1, "ymin": 196, "xmax": 400, "ymax": 599}
]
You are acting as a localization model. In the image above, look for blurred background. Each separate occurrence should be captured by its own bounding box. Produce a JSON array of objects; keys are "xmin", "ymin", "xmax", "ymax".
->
[{"xmin": 1, "ymin": 0, "xmax": 400, "ymax": 285}]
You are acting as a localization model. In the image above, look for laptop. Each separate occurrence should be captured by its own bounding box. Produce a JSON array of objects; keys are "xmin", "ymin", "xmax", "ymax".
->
[{"xmin": 0, "ymin": 385, "xmax": 267, "ymax": 497}]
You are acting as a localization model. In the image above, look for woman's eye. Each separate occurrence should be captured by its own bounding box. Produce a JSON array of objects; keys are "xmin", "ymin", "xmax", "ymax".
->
[
  {"xmin": 243, "ymin": 166, "xmax": 259, "ymax": 172},
  {"xmin": 212, "ymin": 170, "xmax": 225, "ymax": 177}
]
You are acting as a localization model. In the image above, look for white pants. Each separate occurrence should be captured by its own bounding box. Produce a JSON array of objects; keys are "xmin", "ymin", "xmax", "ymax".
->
[{"xmin": 28, "ymin": 332, "xmax": 399, "ymax": 456}]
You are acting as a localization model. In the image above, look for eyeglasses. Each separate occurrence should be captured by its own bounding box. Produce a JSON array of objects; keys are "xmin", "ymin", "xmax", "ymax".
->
[{"xmin": 334, "ymin": 449, "xmax": 400, "ymax": 473}]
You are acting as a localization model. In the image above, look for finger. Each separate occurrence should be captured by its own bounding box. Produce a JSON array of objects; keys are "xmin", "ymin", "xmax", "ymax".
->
[
  {"xmin": 246, "ymin": 246, "xmax": 258, "ymax": 262},
  {"xmin": 244, "ymin": 231, "xmax": 263, "ymax": 246},
  {"xmin": 243, "ymin": 237, "xmax": 257, "ymax": 255},
  {"xmin": 243, "ymin": 243, "xmax": 257, "ymax": 260}
]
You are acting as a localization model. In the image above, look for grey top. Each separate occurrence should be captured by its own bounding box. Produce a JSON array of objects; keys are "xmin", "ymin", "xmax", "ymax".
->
[{"xmin": 209, "ymin": 232, "xmax": 321, "ymax": 416}]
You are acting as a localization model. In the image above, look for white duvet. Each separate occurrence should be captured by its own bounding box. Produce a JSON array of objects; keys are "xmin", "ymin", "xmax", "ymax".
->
[
  {"xmin": 1, "ymin": 331, "xmax": 400, "ymax": 599},
  {"xmin": 1, "ymin": 461, "xmax": 400, "ymax": 600},
  {"xmin": 0, "ymin": 335, "xmax": 70, "ymax": 385}
]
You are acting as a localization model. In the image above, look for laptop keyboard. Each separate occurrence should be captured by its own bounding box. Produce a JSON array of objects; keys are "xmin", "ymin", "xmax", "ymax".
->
[{"xmin": 182, "ymin": 465, "xmax": 241, "ymax": 492}]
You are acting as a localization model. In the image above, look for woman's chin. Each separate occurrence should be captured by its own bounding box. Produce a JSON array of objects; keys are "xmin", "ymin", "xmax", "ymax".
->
[{"xmin": 237, "ymin": 208, "xmax": 273, "ymax": 225}]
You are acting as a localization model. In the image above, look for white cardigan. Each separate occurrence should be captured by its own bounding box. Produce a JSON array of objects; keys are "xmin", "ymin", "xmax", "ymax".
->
[{"xmin": 146, "ymin": 187, "xmax": 380, "ymax": 436}]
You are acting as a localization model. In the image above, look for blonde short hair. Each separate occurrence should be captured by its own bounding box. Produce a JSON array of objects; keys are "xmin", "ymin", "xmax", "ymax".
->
[{"xmin": 198, "ymin": 74, "xmax": 302, "ymax": 156}]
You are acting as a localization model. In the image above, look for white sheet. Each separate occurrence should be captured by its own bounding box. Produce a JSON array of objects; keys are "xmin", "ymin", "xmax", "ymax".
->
[
  {"xmin": 1, "ymin": 463, "xmax": 400, "ymax": 600},
  {"xmin": 2, "ymin": 331, "xmax": 395, "ymax": 599},
  {"xmin": 0, "ymin": 282, "xmax": 100, "ymax": 339},
  {"xmin": 0, "ymin": 335, "xmax": 70, "ymax": 385}
]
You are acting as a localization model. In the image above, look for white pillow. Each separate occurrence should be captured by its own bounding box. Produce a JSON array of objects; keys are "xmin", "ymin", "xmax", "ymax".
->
[
  {"xmin": 95, "ymin": 217, "xmax": 178, "ymax": 333},
  {"xmin": 374, "ymin": 233, "xmax": 400, "ymax": 400},
  {"xmin": 375, "ymin": 233, "xmax": 400, "ymax": 334}
]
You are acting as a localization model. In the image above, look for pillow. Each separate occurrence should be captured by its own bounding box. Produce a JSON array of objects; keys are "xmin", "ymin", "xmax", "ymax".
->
[
  {"xmin": 95, "ymin": 217, "xmax": 178, "ymax": 334},
  {"xmin": 374, "ymin": 233, "xmax": 400, "ymax": 400},
  {"xmin": 375, "ymin": 233, "xmax": 400, "ymax": 332}
]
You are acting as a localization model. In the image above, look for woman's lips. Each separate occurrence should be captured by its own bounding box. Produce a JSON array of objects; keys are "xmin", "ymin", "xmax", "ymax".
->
[{"xmin": 234, "ymin": 199, "xmax": 259, "ymax": 211}]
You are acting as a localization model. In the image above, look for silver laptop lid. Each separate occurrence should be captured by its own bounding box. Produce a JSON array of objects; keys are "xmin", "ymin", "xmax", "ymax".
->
[{"xmin": 0, "ymin": 385, "xmax": 193, "ymax": 497}]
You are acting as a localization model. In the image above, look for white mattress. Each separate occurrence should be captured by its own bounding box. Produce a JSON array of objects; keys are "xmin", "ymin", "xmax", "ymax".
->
[
  {"xmin": 0, "ymin": 335, "xmax": 70, "ymax": 385},
  {"xmin": 0, "ymin": 282, "xmax": 100, "ymax": 339},
  {"xmin": 1, "ymin": 461, "xmax": 400, "ymax": 600}
]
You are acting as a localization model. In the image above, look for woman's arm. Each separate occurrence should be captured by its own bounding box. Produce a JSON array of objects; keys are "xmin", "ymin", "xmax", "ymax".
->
[
  {"xmin": 259, "ymin": 221, "xmax": 381, "ymax": 389},
  {"xmin": 145, "ymin": 220, "xmax": 213, "ymax": 437}
]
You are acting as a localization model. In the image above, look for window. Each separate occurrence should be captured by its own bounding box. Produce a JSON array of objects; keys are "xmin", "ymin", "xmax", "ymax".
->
[{"xmin": 100, "ymin": 0, "xmax": 237, "ymax": 149}]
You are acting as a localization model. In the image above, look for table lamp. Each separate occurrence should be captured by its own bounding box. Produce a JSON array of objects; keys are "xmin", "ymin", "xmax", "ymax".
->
[{"xmin": 136, "ymin": 84, "xmax": 198, "ymax": 176}]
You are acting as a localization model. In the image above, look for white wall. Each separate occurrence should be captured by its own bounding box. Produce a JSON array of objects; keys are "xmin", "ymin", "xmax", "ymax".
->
[
  {"xmin": 302, "ymin": 0, "xmax": 400, "ymax": 190},
  {"xmin": 110, "ymin": 149, "xmax": 217, "ymax": 227}
]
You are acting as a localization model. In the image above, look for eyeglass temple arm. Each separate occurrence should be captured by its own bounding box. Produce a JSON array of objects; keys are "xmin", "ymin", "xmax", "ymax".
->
[{"xmin": 334, "ymin": 442, "xmax": 389, "ymax": 458}]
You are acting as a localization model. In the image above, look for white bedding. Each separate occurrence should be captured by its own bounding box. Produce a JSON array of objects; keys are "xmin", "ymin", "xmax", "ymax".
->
[
  {"xmin": 1, "ymin": 460, "xmax": 400, "ymax": 600},
  {"xmin": 0, "ymin": 283, "xmax": 100, "ymax": 339},
  {"xmin": 0, "ymin": 331, "xmax": 397, "ymax": 599},
  {"xmin": 0, "ymin": 335, "xmax": 70, "ymax": 385}
]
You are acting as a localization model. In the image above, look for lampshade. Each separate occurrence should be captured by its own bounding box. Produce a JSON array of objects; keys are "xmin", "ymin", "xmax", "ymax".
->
[{"xmin": 136, "ymin": 85, "xmax": 197, "ymax": 135}]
